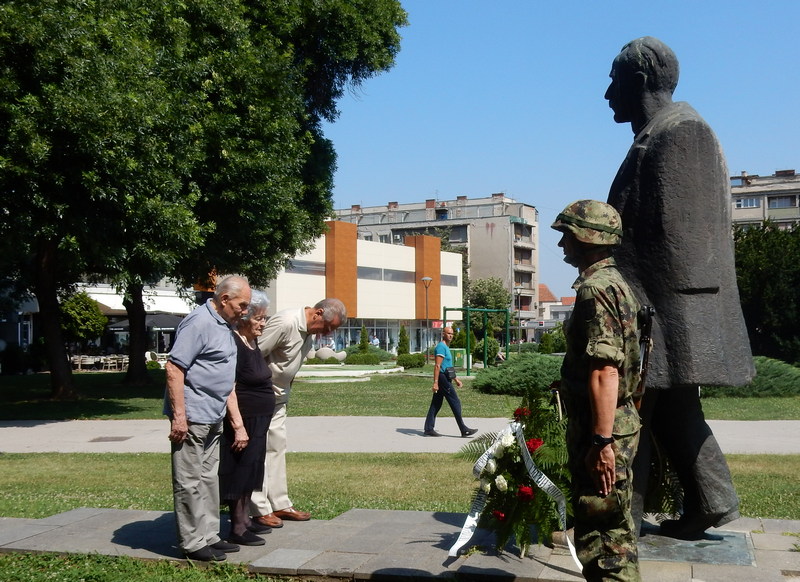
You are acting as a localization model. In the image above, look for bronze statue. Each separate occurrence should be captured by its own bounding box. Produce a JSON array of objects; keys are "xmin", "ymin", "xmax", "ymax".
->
[{"xmin": 604, "ymin": 37, "xmax": 755, "ymax": 539}]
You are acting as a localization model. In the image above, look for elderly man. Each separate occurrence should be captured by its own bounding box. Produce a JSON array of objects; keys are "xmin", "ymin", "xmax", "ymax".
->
[
  {"xmin": 250, "ymin": 298, "xmax": 347, "ymax": 527},
  {"xmin": 604, "ymin": 37, "xmax": 754, "ymax": 539},
  {"xmin": 164, "ymin": 275, "xmax": 251, "ymax": 562}
]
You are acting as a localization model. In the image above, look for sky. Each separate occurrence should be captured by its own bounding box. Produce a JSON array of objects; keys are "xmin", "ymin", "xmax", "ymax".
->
[{"xmin": 323, "ymin": 0, "xmax": 800, "ymax": 298}]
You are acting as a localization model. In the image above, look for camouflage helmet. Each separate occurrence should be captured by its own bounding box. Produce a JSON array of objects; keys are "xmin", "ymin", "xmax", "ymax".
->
[{"xmin": 550, "ymin": 200, "xmax": 622, "ymax": 246}]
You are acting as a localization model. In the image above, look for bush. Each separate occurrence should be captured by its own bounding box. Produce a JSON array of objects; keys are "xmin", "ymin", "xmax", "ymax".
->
[
  {"xmin": 701, "ymin": 356, "xmax": 800, "ymax": 397},
  {"xmin": 345, "ymin": 352, "xmax": 381, "ymax": 365},
  {"xmin": 518, "ymin": 342, "xmax": 539, "ymax": 354},
  {"xmin": 305, "ymin": 357, "xmax": 342, "ymax": 365},
  {"xmin": 474, "ymin": 352, "xmax": 562, "ymax": 396},
  {"xmin": 344, "ymin": 345, "xmax": 393, "ymax": 361},
  {"xmin": 472, "ymin": 337, "xmax": 500, "ymax": 364},
  {"xmin": 398, "ymin": 325, "xmax": 409, "ymax": 355},
  {"xmin": 397, "ymin": 353, "xmax": 425, "ymax": 369}
]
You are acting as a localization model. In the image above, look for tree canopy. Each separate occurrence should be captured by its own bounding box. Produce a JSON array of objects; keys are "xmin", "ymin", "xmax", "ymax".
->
[
  {"xmin": 59, "ymin": 291, "xmax": 107, "ymax": 351},
  {"xmin": 0, "ymin": 0, "xmax": 407, "ymax": 395},
  {"xmin": 734, "ymin": 222, "xmax": 800, "ymax": 364},
  {"xmin": 465, "ymin": 277, "xmax": 512, "ymax": 337}
]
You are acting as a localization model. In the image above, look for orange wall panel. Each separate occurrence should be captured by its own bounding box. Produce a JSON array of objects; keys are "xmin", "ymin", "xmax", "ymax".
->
[{"xmin": 325, "ymin": 221, "xmax": 358, "ymax": 317}]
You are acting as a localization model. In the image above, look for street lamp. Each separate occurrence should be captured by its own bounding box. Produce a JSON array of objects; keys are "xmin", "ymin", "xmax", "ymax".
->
[{"xmin": 421, "ymin": 276, "xmax": 433, "ymax": 362}]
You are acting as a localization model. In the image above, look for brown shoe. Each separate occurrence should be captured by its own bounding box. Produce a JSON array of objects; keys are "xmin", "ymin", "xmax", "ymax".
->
[
  {"xmin": 253, "ymin": 513, "xmax": 283, "ymax": 528},
  {"xmin": 273, "ymin": 507, "xmax": 311, "ymax": 521}
]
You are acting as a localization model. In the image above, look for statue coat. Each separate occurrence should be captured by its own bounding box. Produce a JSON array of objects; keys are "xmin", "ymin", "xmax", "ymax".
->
[{"xmin": 607, "ymin": 101, "xmax": 755, "ymax": 388}]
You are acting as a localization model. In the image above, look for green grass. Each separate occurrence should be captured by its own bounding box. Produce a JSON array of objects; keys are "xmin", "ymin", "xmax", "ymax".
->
[
  {"xmin": 0, "ymin": 451, "xmax": 797, "ymax": 521},
  {"xmin": 4, "ymin": 369, "xmax": 798, "ymax": 420}
]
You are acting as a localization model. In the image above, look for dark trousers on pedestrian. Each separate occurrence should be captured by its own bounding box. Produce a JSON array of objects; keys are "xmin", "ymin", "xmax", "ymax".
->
[{"xmin": 424, "ymin": 375, "xmax": 468, "ymax": 434}]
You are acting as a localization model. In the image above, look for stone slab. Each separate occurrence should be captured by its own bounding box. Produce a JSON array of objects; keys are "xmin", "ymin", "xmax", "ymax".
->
[
  {"xmin": 691, "ymin": 562, "xmax": 785, "ymax": 582},
  {"xmin": 297, "ymin": 550, "xmax": 375, "ymax": 577},
  {"xmin": 249, "ymin": 548, "xmax": 323, "ymax": 575},
  {"xmin": 638, "ymin": 525, "xmax": 754, "ymax": 566},
  {"xmin": 529, "ymin": 553, "xmax": 582, "ymax": 581},
  {"xmin": 761, "ymin": 518, "xmax": 800, "ymax": 534},
  {"xmin": 638, "ymin": 560, "xmax": 691, "ymax": 582},
  {"xmin": 751, "ymin": 532, "xmax": 799, "ymax": 551}
]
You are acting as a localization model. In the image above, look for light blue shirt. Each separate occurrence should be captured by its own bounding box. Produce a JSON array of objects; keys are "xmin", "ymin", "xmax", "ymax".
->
[
  {"xmin": 434, "ymin": 341, "xmax": 453, "ymax": 369},
  {"xmin": 163, "ymin": 300, "xmax": 237, "ymax": 424}
]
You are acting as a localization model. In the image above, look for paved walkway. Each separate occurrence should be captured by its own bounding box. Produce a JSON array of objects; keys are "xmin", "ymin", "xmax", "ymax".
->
[{"xmin": 1, "ymin": 417, "xmax": 799, "ymax": 581}]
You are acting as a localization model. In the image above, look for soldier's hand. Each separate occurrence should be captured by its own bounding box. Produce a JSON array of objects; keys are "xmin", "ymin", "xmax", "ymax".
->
[{"xmin": 585, "ymin": 444, "xmax": 616, "ymax": 497}]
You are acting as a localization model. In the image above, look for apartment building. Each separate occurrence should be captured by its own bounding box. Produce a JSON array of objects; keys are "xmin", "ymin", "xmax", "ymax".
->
[
  {"xmin": 334, "ymin": 193, "xmax": 539, "ymax": 331},
  {"xmin": 731, "ymin": 169, "xmax": 800, "ymax": 228}
]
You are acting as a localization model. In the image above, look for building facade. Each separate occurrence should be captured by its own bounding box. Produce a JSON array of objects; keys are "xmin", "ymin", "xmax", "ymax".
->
[
  {"xmin": 266, "ymin": 220, "xmax": 462, "ymax": 354},
  {"xmin": 334, "ymin": 193, "xmax": 539, "ymax": 332},
  {"xmin": 731, "ymin": 169, "xmax": 800, "ymax": 228}
]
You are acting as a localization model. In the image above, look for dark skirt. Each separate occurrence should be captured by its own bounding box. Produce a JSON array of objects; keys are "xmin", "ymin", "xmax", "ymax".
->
[{"xmin": 219, "ymin": 414, "xmax": 270, "ymax": 501}]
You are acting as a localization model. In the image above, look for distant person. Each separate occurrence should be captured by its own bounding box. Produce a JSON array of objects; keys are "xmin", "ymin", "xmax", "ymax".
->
[
  {"xmin": 164, "ymin": 276, "xmax": 251, "ymax": 562},
  {"xmin": 219, "ymin": 290, "xmax": 275, "ymax": 547},
  {"xmin": 605, "ymin": 36, "xmax": 754, "ymax": 538},
  {"xmin": 423, "ymin": 326, "xmax": 477, "ymax": 438},
  {"xmin": 250, "ymin": 298, "xmax": 347, "ymax": 528},
  {"xmin": 552, "ymin": 200, "xmax": 642, "ymax": 580}
]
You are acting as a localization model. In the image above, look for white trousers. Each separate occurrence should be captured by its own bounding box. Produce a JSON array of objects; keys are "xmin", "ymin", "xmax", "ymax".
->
[{"xmin": 250, "ymin": 402, "xmax": 292, "ymax": 515}]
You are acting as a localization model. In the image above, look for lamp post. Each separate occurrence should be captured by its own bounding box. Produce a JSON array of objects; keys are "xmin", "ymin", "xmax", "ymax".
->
[
  {"xmin": 515, "ymin": 286, "xmax": 522, "ymax": 354},
  {"xmin": 421, "ymin": 276, "xmax": 433, "ymax": 363}
]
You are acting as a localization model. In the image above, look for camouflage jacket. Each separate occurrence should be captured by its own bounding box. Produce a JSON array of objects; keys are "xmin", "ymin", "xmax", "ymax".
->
[{"xmin": 561, "ymin": 256, "xmax": 641, "ymax": 438}]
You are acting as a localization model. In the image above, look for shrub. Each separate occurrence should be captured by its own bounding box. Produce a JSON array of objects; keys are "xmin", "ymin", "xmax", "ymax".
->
[
  {"xmin": 474, "ymin": 352, "xmax": 562, "ymax": 396},
  {"xmin": 359, "ymin": 324, "xmax": 369, "ymax": 353},
  {"xmin": 518, "ymin": 342, "xmax": 539, "ymax": 354},
  {"xmin": 538, "ymin": 333, "xmax": 554, "ymax": 354},
  {"xmin": 345, "ymin": 352, "xmax": 381, "ymax": 365},
  {"xmin": 701, "ymin": 356, "xmax": 800, "ymax": 397},
  {"xmin": 305, "ymin": 357, "xmax": 341, "ymax": 365},
  {"xmin": 472, "ymin": 337, "xmax": 500, "ymax": 364},
  {"xmin": 398, "ymin": 325, "xmax": 409, "ymax": 355},
  {"xmin": 344, "ymin": 345, "xmax": 393, "ymax": 361},
  {"xmin": 397, "ymin": 353, "xmax": 425, "ymax": 369}
]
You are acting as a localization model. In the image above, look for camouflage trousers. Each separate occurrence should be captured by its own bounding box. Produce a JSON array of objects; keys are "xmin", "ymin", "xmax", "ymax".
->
[{"xmin": 569, "ymin": 429, "xmax": 641, "ymax": 582}]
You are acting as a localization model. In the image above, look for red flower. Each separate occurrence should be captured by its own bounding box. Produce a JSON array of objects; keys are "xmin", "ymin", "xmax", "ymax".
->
[
  {"xmin": 517, "ymin": 485, "xmax": 535, "ymax": 502},
  {"xmin": 513, "ymin": 407, "xmax": 531, "ymax": 421},
  {"xmin": 492, "ymin": 510, "xmax": 506, "ymax": 521},
  {"xmin": 526, "ymin": 438, "xmax": 544, "ymax": 454}
]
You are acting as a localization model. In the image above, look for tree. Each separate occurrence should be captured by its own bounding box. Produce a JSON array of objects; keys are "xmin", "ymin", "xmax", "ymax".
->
[
  {"xmin": 465, "ymin": 277, "xmax": 512, "ymax": 338},
  {"xmin": 0, "ymin": 0, "xmax": 408, "ymax": 395},
  {"xmin": 734, "ymin": 222, "xmax": 800, "ymax": 363},
  {"xmin": 397, "ymin": 325, "xmax": 409, "ymax": 355},
  {"xmin": 59, "ymin": 292, "xmax": 108, "ymax": 353},
  {"xmin": 359, "ymin": 324, "xmax": 369, "ymax": 353}
]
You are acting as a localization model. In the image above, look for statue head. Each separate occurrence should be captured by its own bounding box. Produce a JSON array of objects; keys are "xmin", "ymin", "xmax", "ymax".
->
[{"xmin": 605, "ymin": 36, "xmax": 679, "ymax": 126}]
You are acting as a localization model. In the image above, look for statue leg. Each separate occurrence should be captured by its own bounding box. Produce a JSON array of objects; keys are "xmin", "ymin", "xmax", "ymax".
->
[
  {"xmin": 630, "ymin": 390, "xmax": 656, "ymax": 537},
  {"xmin": 651, "ymin": 386, "xmax": 739, "ymax": 539}
]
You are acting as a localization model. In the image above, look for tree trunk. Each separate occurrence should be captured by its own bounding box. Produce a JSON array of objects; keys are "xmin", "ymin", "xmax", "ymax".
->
[
  {"xmin": 123, "ymin": 282, "xmax": 152, "ymax": 386},
  {"xmin": 33, "ymin": 239, "xmax": 77, "ymax": 399}
]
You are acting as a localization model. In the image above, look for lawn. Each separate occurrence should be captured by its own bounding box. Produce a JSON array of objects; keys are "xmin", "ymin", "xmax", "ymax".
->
[{"xmin": 2, "ymin": 369, "xmax": 799, "ymax": 421}]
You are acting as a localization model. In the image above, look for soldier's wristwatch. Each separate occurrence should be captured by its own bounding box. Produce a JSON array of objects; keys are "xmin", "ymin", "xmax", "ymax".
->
[{"xmin": 592, "ymin": 434, "xmax": 615, "ymax": 447}]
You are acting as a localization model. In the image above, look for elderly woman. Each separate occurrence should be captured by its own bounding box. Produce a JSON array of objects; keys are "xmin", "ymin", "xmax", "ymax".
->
[{"xmin": 219, "ymin": 290, "xmax": 276, "ymax": 546}]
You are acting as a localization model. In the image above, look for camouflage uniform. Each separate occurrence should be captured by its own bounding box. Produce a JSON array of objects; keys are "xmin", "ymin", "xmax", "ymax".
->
[{"xmin": 553, "ymin": 201, "xmax": 642, "ymax": 581}]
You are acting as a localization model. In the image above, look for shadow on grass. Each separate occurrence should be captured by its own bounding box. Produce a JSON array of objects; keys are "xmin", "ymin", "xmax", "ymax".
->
[{"xmin": 0, "ymin": 370, "xmax": 166, "ymax": 420}]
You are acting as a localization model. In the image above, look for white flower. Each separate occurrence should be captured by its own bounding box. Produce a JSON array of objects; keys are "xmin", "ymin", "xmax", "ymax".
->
[
  {"xmin": 485, "ymin": 459, "xmax": 497, "ymax": 474},
  {"xmin": 480, "ymin": 478, "xmax": 491, "ymax": 493},
  {"xmin": 494, "ymin": 447, "xmax": 504, "ymax": 459},
  {"xmin": 501, "ymin": 432, "xmax": 515, "ymax": 448},
  {"xmin": 495, "ymin": 475, "xmax": 508, "ymax": 491}
]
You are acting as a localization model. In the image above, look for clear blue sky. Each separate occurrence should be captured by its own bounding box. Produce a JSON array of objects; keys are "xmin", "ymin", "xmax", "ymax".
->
[{"xmin": 323, "ymin": 0, "xmax": 800, "ymax": 298}]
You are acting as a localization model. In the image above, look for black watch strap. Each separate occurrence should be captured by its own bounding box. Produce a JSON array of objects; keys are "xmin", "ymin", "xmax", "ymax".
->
[{"xmin": 592, "ymin": 434, "xmax": 615, "ymax": 447}]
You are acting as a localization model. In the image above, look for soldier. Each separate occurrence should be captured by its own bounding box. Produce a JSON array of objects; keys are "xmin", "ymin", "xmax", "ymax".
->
[{"xmin": 552, "ymin": 200, "xmax": 642, "ymax": 581}]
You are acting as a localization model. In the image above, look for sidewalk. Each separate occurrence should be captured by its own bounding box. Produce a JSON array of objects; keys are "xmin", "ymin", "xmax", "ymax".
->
[{"xmin": 1, "ymin": 417, "xmax": 799, "ymax": 581}]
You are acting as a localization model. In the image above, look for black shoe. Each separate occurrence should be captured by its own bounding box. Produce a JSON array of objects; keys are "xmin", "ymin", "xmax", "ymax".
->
[
  {"xmin": 228, "ymin": 530, "xmax": 266, "ymax": 546},
  {"xmin": 461, "ymin": 428, "xmax": 478, "ymax": 437},
  {"xmin": 424, "ymin": 430, "xmax": 442, "ymax": 437},
  {"xmin": 659, "ymin": 513, "xmax": 724, "ymax": 540},
  {"xmin": 210, "ymin": 540, "xmax": 240, "ymax": 553},
  {"xmin": 247, "ymin": 521, "xmax": 272, "ymax": 534},
  {"xmin": 185, "ymin": 545, "xmax": 227, "ymax": 562}
]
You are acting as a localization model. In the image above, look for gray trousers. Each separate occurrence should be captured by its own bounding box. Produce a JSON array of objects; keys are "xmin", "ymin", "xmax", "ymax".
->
[{"xmin": 171, "ymin": 421, "xmax": 223, "ymax": 553}]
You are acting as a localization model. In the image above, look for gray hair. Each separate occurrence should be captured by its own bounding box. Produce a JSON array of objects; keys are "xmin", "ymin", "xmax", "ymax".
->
[
  {"xmin": 314, "ymin": 298, "xmax": 347, "ymax": 324},
  {"xmin": 214, "ymin": 275, "xmax": 250, "ymax": 300},
  {"xmin": 619, "ymin": 36, "xmax": 679, "ymax": 95},
  {"xmin": 241, "ymin": 289, "xmax": 269, "ymax": 321}
]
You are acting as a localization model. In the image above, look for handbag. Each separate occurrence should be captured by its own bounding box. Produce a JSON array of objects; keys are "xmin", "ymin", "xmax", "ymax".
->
[{"xmin": 445, "ymin": 367, "xmax": 457, "ymax": 380}]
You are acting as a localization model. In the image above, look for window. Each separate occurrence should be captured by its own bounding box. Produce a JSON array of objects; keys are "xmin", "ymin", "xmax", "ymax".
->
[
  {"xmin": 379, "ymin": 234, "xmax": 390, "ymax": 244},
  {"xmin": 435, "ymin": 208, "xmax": 448, "ymax": 220},
  {"xmin": 362, "ymin": 234, "xmax": 372, "ymax": 241},
  {"xmin": 441, "ymin": 274, "xmax": 458, "ymax": 287},
  {"xmin": 384, "ymin": 269, "xmax": 416, "ymax": 283},
  {"xmin": 357, "ymin": 266, "xmax": 382, "ymax": 280},
  {"xmin": 768, "ymin": 196, "xmax": 797, "ymax": 209},
  {"xmin": 286, "ymin": 260, "xmax": 325, "ymax": 275},
  {"xmin": 735, "ymin": 198, "xmax": 760, "ymax": 209}
]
